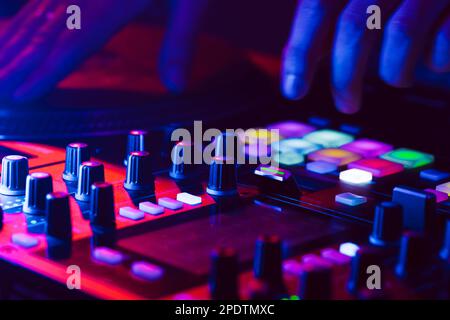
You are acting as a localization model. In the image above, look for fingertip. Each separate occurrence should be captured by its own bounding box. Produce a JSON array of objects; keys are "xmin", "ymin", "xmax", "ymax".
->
[
  {"xmin": 429, "ymin": 33, "xmax": 450, "ymax": 73},
  {"xmin": 281, "ymin": 73, "xmax": 309, "ymax": 100},
  {"xmin": 333, "ymin": 90, "xmax": 361, "ymax": 114}
]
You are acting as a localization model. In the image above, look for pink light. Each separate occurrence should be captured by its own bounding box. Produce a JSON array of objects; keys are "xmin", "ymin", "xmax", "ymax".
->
[
  {"xmin": 348, "ymin": 158, "xmax": 403, "ymax": 178},
  {"xmin": 425, "ymin": 189, "xmax": 449, "ymax": 203},
  {"xmin": 341, "ymin": 138, "xmax": 393, "ymax": 158}
]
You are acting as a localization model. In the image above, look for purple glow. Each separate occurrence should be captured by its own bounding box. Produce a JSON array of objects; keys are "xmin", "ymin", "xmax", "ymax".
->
[
  {"xmin": 267, "ymin": 121, "xmax": 316, "ymax": 138},
  {"xmin": 341, "ymin": 138, "xmax": 393, "ymax": 158}
]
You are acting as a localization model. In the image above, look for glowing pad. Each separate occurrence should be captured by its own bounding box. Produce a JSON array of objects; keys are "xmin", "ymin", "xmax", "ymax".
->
[
  {"xmin": 420, "ymin": 169, "xmax": 450, "ymax": 182},
  {"xmin": 238, "ymin": 128, "xmax": 281, "ymax": 145},
  {"xmin": 275, "ymin": 138, "xmax": 321, "ymax": 155},
  {"xmin": 176, "ymin": 192, "xmax": 202, "ymax": 206},
  {"xmin": 273, "ymin": 150, "xmax": 304, "ymax": 166},
  {"xmin": 381, "ymin": 148, "xmax": 434, "ymax": 169},
  {"xmin": 341, "ymin": 138, "xmax": 393, "ymax": 158},
  {"xmin": 339, "ymin": 169, "xmax": 373, "ymax": 185},
  {"xmin": 436, "ymin": 182, "xmax": 450, "ymax": 196},
  {"xmin": 425, "ymin": 189, "xmax": 448, "ymax": 203},
  {"xmin": 254, "ymin": 165, "xmax": 292, "ymax": 182},
  {"xmin": 266, "ymin": 121, "xmax": 316, "ymax": 138},
  {"xmin": 307, "ymin": 148, "xmax": 361, "ymax": 166},
  {"xmin": 335, "ymin": 192, "xmax": 367, "ymax": 206},
  {"xmin": 339, "ymin": 242, "xmax": 359, "ymax": 257},
  {"xmin": 306, "ymin": 161, "xmax": 337, "ymax": 174},
  {"xmin": 348, "ymin": 158, "xmax": 404, "ymax": 178},
  {"xmin": 303, "ymin": 129, "xmax": 354, "ymax": 148}
]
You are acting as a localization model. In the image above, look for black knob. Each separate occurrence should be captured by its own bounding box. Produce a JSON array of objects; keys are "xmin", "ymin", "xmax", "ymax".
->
[
  {"xmin": 90, "ymin": 182, "xmax": 116, "ymax": 230},
  {"xmin": 440, "ymin": 220, "xmax": 450, "ymax": 263},
  {"xmin": 62, "ymin": 142, "xmax": 90, "ymax": 182},
  {"xmin": 395, "ymin": 231, "xmax": 431, "ymax": 279},
  {"xmin": 254, "ymin": 235, "xmax": 284, "ymax": 292},
  {"xmin": 214, "ymin": 131, "xmax": 240, "ymax": 159},
  {"xmin": 0, "ymin": 155, "xmax": 29, "ymax": 195},
  {"xmin": 298, "ymin": 263, "xmax": 332, "ymax": 300},
  {"xmin": 206, "ymin": 156, "xmax": 238, "ymax": 197},
  {"xmin": 169, "ymin": 141, "xmax": 195, "ymax": 180},
  {"xmin": 45, "ymin": 192, "xmax": 72, "ymax": 241},
  {"xmin": 209, "ymin": 247, "xmax": 239, "ymax": 300},
  {"xmin": 23, "ymin": 172, "xmax": 53, "ymax": 215},
  {"xmin": 75, "ymin": 161, "xmax": 105, "ymax": 202},
  {"xmin": 370, "ymin": 201, "xmax": 403, "ymax": 246},
  {"xmin": 124, "ymin": 151, "xmax": 154, "ymax": 192},
  {"xmin": 0, "ymin": 206, "xmax": 3, "ymax": 230},
  {"xmin": 347, "ymin": 246, "xmax": 381, "ymax": 294},
  {"xmin": 124, "ymin": 130, "xmax": 147, "ymax": 166}
]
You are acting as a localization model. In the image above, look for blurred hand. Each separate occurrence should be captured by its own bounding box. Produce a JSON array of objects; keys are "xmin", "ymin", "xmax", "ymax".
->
[
  {"xmin": 281, "ymin": 0, "xmax": 450, "ymax": 114},
  {"xmin": 0, "ymin": 0, "xmax": 207, "ymax": 102}
]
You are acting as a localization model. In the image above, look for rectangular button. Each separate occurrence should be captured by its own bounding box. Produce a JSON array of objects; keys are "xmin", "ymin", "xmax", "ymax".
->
[
  {"xmin": 307, "ymin": 148, "xmax": 361, "ymax": 166},
  {"xmin": 119, "ymin": 206, "xmax": 145, "ymax": 220},
  {"xmin": 176, "ymin": 192, "xmax": 202, "ymax": 205},
  {"xmin": 303, "ymin": 129, "xmax": 354, "ymax": 148},
  {"xmin": 306, "ymin": 161, "xmax": 337, "ymax": 174},
  {"xmin": 131, "ymin": 261, "xmax": 164, "ymax": 282},
  {"xmin": 381, "ymin": 148, "xmax": 434, "ymax": 168},
  {"xmin": 11, "ymin": 233, "xmax": 39, "ymax": 248},
  {"xmin": 93, "ymin": 247, "xmax": 123, "ymax": 265},
  {"xmin": 158, "ymin": 197, "xmax": 183, "ymax": 210},
  {"xmin": 436, "ymin": 182, "xmax": 450, "ymax": 196},
  {"xmin": 335, "ymin": 192, "xmax": 367, "ymax": 206},
  {"xmin": 341, "ymin": 138, "xmax": 393, "ymax": 158},
  {"xmin": 348, "ymin": 158, "xmax": 404, "ymax": 178},
  {"xmin": 420, "ymin": 169, "xmax": 450, "ymax": 182},
  {"xmin": 139, "ymin": 202, "xmax": 164, "ymax": 215}
]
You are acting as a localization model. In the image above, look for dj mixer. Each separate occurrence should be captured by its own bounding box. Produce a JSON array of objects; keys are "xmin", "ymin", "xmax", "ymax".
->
[{"xmin": 0, "ymin": 116, "xmax": 449, "ymax": 300}]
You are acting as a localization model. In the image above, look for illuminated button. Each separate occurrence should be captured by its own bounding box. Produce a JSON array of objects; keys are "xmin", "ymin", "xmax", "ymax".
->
[
  {"xmin": 341, "ymin": 138, "xmax": 393, "ymax": 158},
  {"xmin": 424, "ymin": 189, "xmax": 448, "ymax": 203},
  {"xmin": 436, "ymin": 182, "xmax": 450, "ymax": 196},
  {"xmin": 273, "ymin": 150, "xmax": 304, "ymax": 166},
  {"xmin": 11, "ymin": 233, "xmax": 39, "ymax": 248},
  {"xmin": 266, "ymin": 121, "xmax": 316, "ymax": 138},
  {"xmin": 303, "ymin": 129, "xmax": 354, "ymax": 148},
  {"xmin": 348, "ymin": 158, "xmax": 404, "ymax": 178},
  {"xmin": 139, "ymin": 202, "xmax": 164, "ymax": 215},
  {"xmin": 93, "ymin": 247, "xmax": 124, "ymax": 265},
  {"xmin": 320, "ymin": 248, "xmax": 351, "ymax": 265},
  {"xmin": 158, "ymin": 197, "xmax": 183, "ymax": 210},
  {"xmin": 307, "ymin": 148, "xmax": 361, "ymax": 166},
  {"xmin": 339, "ymin": 242, "xmax": 360, "ymax": 257},
  {"xmin": 335, "ymin": 192, "xmax": 367, "ymax": 206},
  {"xmin": 254, "ymin": 165, "xmax": 292, "ymax": 182},
  {"xmin": 275, "ymin": 138, "xmax": 321, "ymax": 155},
  {"xmin": 381, "ymin": 148, "xmax": 434, "ymax": 169},
  {"xmin": 283, "ymin": 259, "xmax": 303, "ymax": 276},
  {"xmin": 131, "ymin": 261, "xmax": 164, "ymax": 282},
  {"xmin": 339, "ymin": 168, "xmax": 373, "ymax": 185},
  {"xmin": 176, "ymin": 192, "xmax": 202, "ymax": 205},
  {"xmin": 420, "ymin": 169, "xmax": 450, "ymax": 182},
  {"xmin": 306, "ymin": 161, "xmax": 337, "ymax": 174},
  {"xmin": 238, "ymin": 128, "xmax": 281, "ymax": 145},
  {"xmin": 119, "ymin": 207, "xmax": 145, "ymax": 220}
]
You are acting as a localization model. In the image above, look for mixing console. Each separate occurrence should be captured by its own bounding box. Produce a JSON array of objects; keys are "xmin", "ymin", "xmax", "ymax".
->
[{"xmin": 0, "ymin": 118, "xmax": 448, "ymax": 300}]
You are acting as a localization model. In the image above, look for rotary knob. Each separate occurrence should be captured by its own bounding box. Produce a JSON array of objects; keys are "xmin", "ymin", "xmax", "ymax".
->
[
  {"xmin": 62, "ymin": 142, "xmax": 90, "ymax": 182},
  {"xmin": 369, "ymin": 201, "xmax": 403, "ymax": 246},
  {"xmin": 395, "ymin": 231, "xmax": 432, "ymax": 279},
  {"xmin": 46, "ymin": 192, "xmax": 72, "ymax": 241},
  {"xmin": 75, "ymin": 161, "xmax": 105, "ymax": 202},
  {"xmin": 209, "ymin": 247, "xmax": 239, "ymax": 300},
  {"xmin": 206, "ymin": 156, "xmax": 238, "ymax": 197},
  {"xmin": 298, "ymin": 262, "xmax": 332, "ymax": 300},
  {"xmin": 124, "ymin": 130, "xmax": 147, "ymax": 166},
  {"xmin": 0, "ymin": 155, "xmax": 29, "ymax": 196},
  {"xmin": 90, "ymin": 182, "xmax": 116, "ymax": 230},
  {"xmin": 169, "ymin": 141, "xmax": 195, "ymax": 180},
  {"xmin": 23, "ymin": 172, "xmax": 53, "ymax": 215},
  {"xmin": 253, "ymin": 234, "xmax": 284, "ymax": 293},
  {"xmin": 124, "ymin": 151, "xmax": 154, "ymax": 192}
]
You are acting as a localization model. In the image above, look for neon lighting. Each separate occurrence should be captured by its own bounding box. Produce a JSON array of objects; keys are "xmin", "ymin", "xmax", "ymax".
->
[
  {"xmin": 348, "ymin": 158, "xmax": 404, "ymax": 177},
  {"xmin": 260, "ymin": 166, "xmax": 285, "ymax": 175},
  {"xmin": 267, "ymin": 121, "xmax": 315, "ymax": 138},
  {"xmin": 303, "ymin": 129, "xmax": 354, "ymax": 148},
  {"xmin": 339, "ymin": 242, "xmax": 360, "ymax": 257},
  {"xmin": 274, "ymin": 150, "xmax": 304, "ymax": 166},
  {"xmin": 255, "ymin": 165, "xmax": 292, "ymax": 182},
  {"xmin": 306, "ymin": 161, "xmax": 337, "ymax": 174},
  {"xmin": 425, "ymin": 189, "xmax": 448, "ymax": 203},
  {"xmin": 341, "ymin": 138, "xmax": 393, "ymax": 158},
  {"xmin": 420, "ymin": 169, "xmax": 450, "ymax": 182},
  {"xmin": 381, "ymin": 148, "xmax": 434, "ymax": 168},
  {"xmin": 307, "ymin": 148, "xmax": 361, "ymax": 166},
  {"xmin": 339, "ymin": 168, "xmax": 373, "ymax": 185},
  {"xmin": 436, "ymin": 182, "xmax": 450, "ymax": 196},
  {"xmin": 239, "ymin": 128, "xmax": 281, "ymax": 145},
  {"xmin": 335, "ymin": 192, "xmax": 367, "ymax": 206}
]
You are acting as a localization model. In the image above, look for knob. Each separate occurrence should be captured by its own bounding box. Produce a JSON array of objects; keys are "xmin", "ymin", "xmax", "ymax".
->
[
  {"xmin": 0, "ymin": 206, "xmax": 3, "ymax": 230},
  {"xmin": 0, "ymin": 155, "xmax": 29, "ymax": 195},
  {"xmin": 124, "ymin": 151, "xmax": 154, "ymax": 192},
  {"xmin": 75, "ymin": 161, "xmax": 105, "ymax": 202},
  {"xmin": 23, "ymin": 172, "xmax": 53, "ymax": 215},
  {"xmin": 169, "ymin": 141, "xmax": 195, "ymax": 180},
  {"xmin": 347, "ymin": 245, "xmax": 381, "ymax": 294},
  {"xmin": 395, "ymin": 231, "xmax": 431, "ymax": 279},
  {"xmin": 206, "ymin": 156, "xmax": 238, "ymax": 197},
  {"xmin": 124, "ymin": 130, "xmax": 147, "ymax": 166},
  {"xmin": 90, "ymin": 182, "xmax": 116, "ymax": 230},
  {"xmin": 62, "ymin": 142, "xmax": 90, "ymax": 182},
  {"xmin": 45, "ymin": 192, "xmax": 72, "ymax": 241},
  {"xmin": 440, "ymin": 220, "xmax": 450, "ymax": 263},
  {"xmin": 369, "ymin": 201, "xmax": 403, "ymax": 246},
  {"xmin": 215, "ymin": 131, "xmax": 240, "ymax": 159},
  {"xmin": 254, "ymin": 234, "xmax": 284, "ymax": 292},
  {"xmin": 298, "ymin": 263, "xmax": 332, "ymax": 300},
  {"xmin": 209, "ymin": 247, "xmax": 239, "ymax": 300}
]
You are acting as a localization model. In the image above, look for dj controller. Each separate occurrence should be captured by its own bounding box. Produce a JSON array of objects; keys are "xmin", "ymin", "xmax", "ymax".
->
[{"xmin": 0, "ymin": 112, "xmax": 449, "ymax": 300}]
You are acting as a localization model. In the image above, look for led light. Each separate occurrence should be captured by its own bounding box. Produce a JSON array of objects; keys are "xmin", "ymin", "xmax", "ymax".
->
[
  {"xmin": 339, "ymin": 242, "xmax": 360, "ymax": 257},
  {"xmin": 303, "ymin": 129, "xmax": 354, "ymax": 148},
  {"xmin": 238, "ymin": 128, "xmax": 281, "ymax": 145},
  {"xmin": 348, "ymin": 158, "xmax": 404, "ymax": 178},
  {"xmin": 436, "ymin": 182, "xmax": 450, "ymax": 196},
  {"xmin": 341, "ymin": 138, "xmax": 393, "ymax": 158},
  {"xmin": 306, "ymin": 161, "xmax": 337, "ymax": 174},
  {"xmin": 420, "ymin": 169, "xmax": 450, "ymax": 182},
  {"xmin": 266, "ymin": 121, "xmax": 316, "ymax": 138},
  {"xmin": 254, "ymin": 165, "xmax": 292, "ymax": 182},
  {"xmin": 335, "ymin": 192, "xmax": 367, "ymax": 206},
  {"xmin": 272, "ymin": 148, "xmax": 304, "ymax": 166},
  {"xmin": 274, "ymin": 138, "xmax": 321, "ymax": 155},
  {"xmin": 424, "ymin": 189, "xmax": 448, "ymax": 203},
  {"xmin": 381, "ymin": 148, "xmax": 434, "ymax": 169},
  {"xmin": 307, "ymin": 148, "xmax": 361, "ymax": 166},
  {"xmin": 176, "ymin": 192, "xmax": 202, "ymax": 205},
  {"xmin": 339, "ymin": 168, "xmax": 373, "ymax": 185}
]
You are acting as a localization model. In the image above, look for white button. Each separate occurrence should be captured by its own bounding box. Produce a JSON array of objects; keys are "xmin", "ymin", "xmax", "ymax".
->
[
  {"xmin": 131, "ymin": 261, "xmax": 164, "ymax": 281},
  {"xmin": 119, "ymin": 207, "xmax": 144, "ymax": 220},
  {"xmin": 158, "ymin": 197, "xmax": 183, "ymax": 210},
  {"xmin": 139, "ymin": 202, "xmax": 164, "ymax": 215},
  {"xmin": 11, "ymin": 233, "xmax": 39, "ymax": 248},
  {"xmin": 176, "ymin": 192, "xmax": 202, "ymax": 205},
  {"xmin": 93, "ymin": 247, "xmax": 124, "ymax": 265},
  {"xmin": 339, "ymin": 242, "xmax": 360, "ymax": 257},
  {"xmin": 339, "ymin": 168, "xmax": 372, "ymax": 185},
  {"xmin": 335, "ymin": 192, "xmax": 367, "ymax": 206}
]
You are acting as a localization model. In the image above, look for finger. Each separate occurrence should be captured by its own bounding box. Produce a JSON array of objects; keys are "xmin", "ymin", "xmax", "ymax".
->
[
  {"xmin": 159, "ymin": 0, "xmax": 209, "ymax": 93},
  {"xmin": 379, "ymin": 0, "xmax": 449, "ymax": 87},
  {"xmin": 281, "ymin": 0, "xmax": 347, "ymax": 100},
  {"xmin": 332, "ymin": 0, "xmax": 400, "ymax": 113},
  {"xmin": 428, "ymin": 12, "xmax": 450, "ymax": 72}
]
